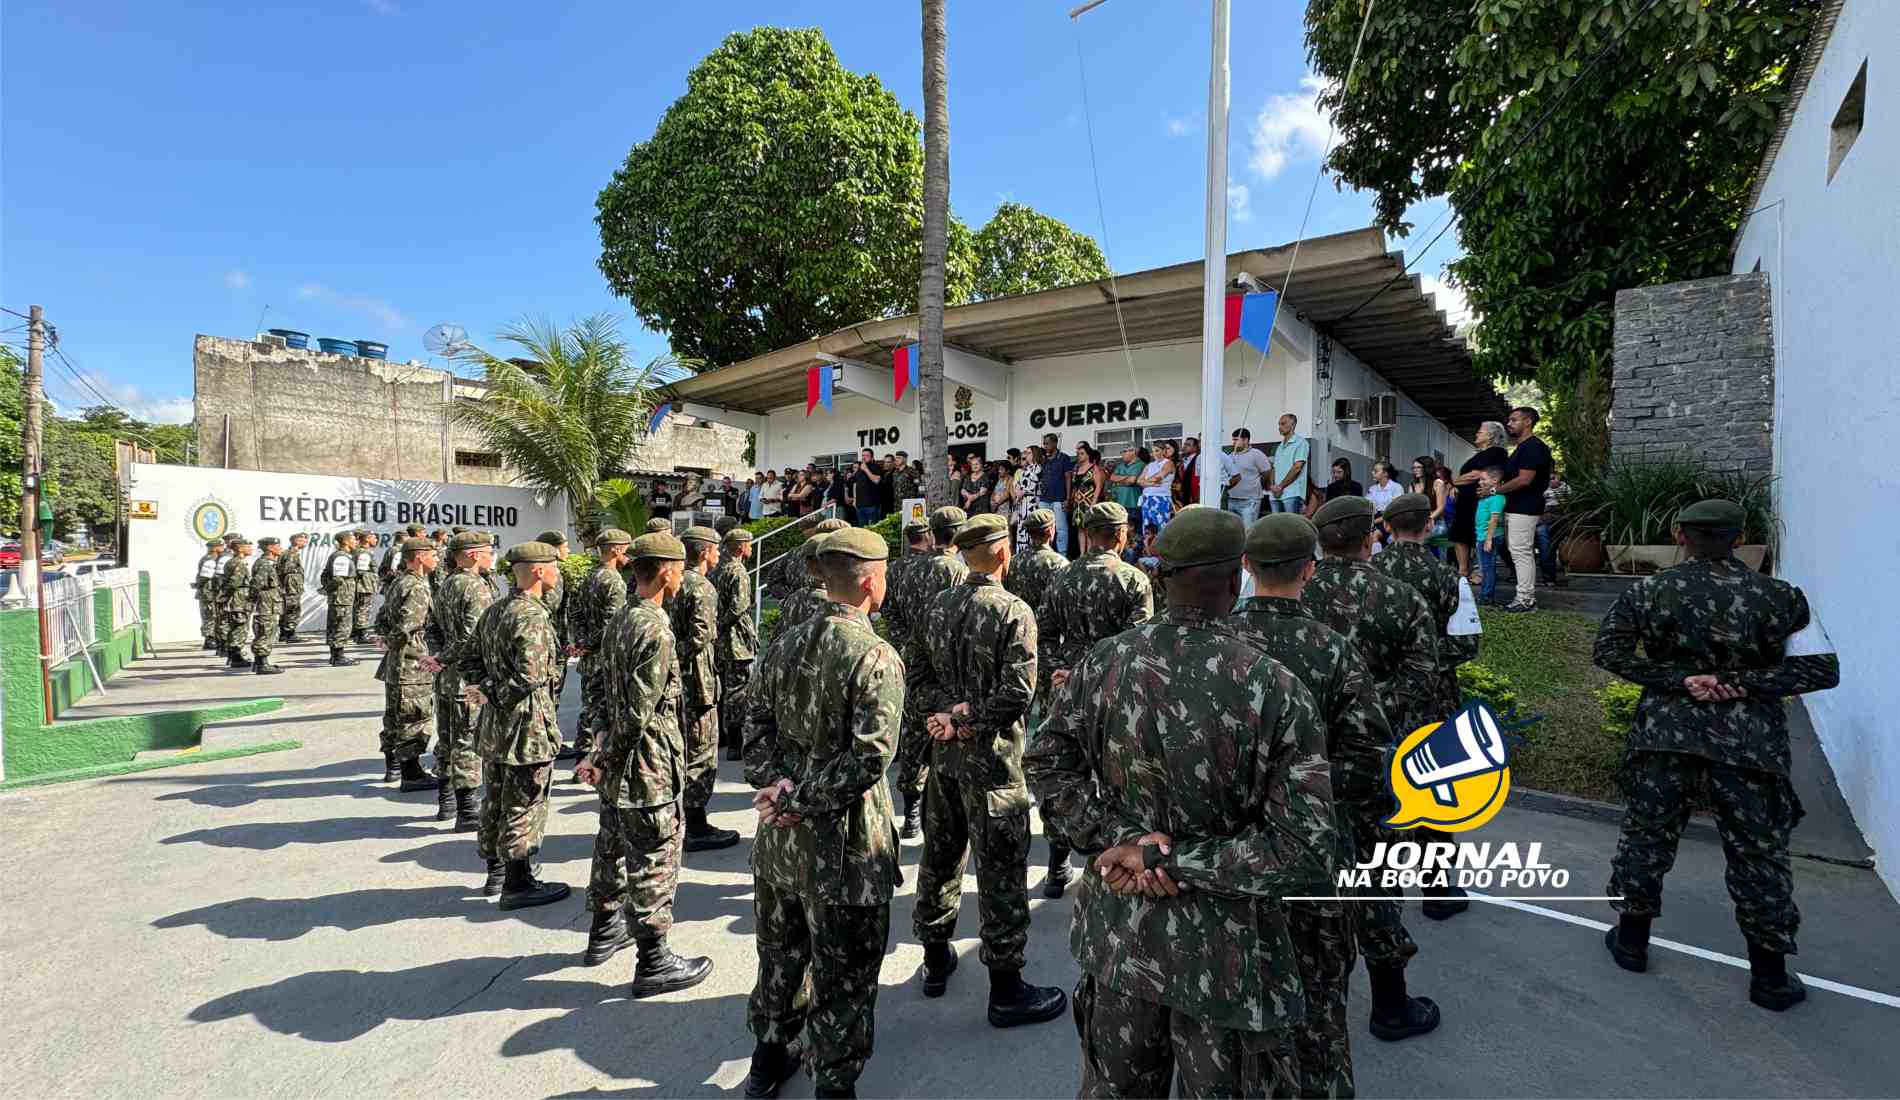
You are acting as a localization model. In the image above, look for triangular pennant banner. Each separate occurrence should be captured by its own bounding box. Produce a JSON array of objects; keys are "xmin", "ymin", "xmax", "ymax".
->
[
  {"xmin": 806, "ymin": 365, "xmax": 834, "ymax": 416},
  {"xmin": 1223, "ymin": 291, "xmax": 1279, "ymax": 353},
  {"xmin": 893, "ymin": 344, "xmax": 917, "ymax": 403},
  {"xmin": 646, "ymin": 402, "xmax": 672, "ymax": 435}
]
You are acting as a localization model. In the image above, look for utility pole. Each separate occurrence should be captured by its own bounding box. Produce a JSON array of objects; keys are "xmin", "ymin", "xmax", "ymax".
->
[{"xmin": 22, "ymin": 305, "xmax": 54, "ymax": 723}]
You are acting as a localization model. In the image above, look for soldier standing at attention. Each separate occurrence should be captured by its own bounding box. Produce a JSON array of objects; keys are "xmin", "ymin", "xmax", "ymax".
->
[
  {"xmin": 1003, "ymin": 508, "xmax": 1067, "ymax": 652},
  {"xmin": 570, "ymin": 529, "xmax": 633, "ymax": 776},
  {"xmin": 375, "ymin": 537, "xmax": 443, "ymax": 797},
  {"xmin": 1035, "ymin": 501, "xmax": 1153, "ymax": 896},
  {"xmin": 425, "ymin": 531, "xmax": 497, "ymax": 831},
  {"xmin": 573, "ymin": 532, "xmax": 715, "ymax": 993},
  {"xmin": 461, "ymin": 540, "xmax": 572, "ymax": 910},
  {"xmin": 428, "ymin": 529, "xmax": 449, "ymax": 590},
  {"xmin": 675, "ymin": 526, "xmax": 739, "ymax": 852},
  {"xmin": 1027, "ymin": 506, "xmax": 1335, "ymax": 1097},
  {"xmin": 1371, "ymin": 492, "xmax": 1482, "ymax": 920},
  {"xmin": 910, "ymin": 513, "xmax": 1068, "ymax": 1029},
  {"xmin": 279, "ymin": 533, "xmax": 308, "ymax": 643},
  {"xmin": 322, "ymin": 531, "xmax": 360, "ymax": 668},
  {"xmin": 772, "ymin": 541, "xmax": 829, "ymax": 637},
  {"xmin": 876, "ymin": 520, "xmax": 935, "ymax": 839},
  {"xmin": 712, "ymin": 528, "xmax": 758, "ymax": 763},
  {"xmin": 743, "ymin": 528, "xmax": 903, "ymax": 1100},
  {"xmin": 530, "ymin": 531, "xmax": 576, "ymax": 758},
  {"xmin": 888, "ymin": 507, "xmax": 969, "ymax": 840},
  {"xmin": 1595, "ymin": 499, "xmax": 1839, "ymax": 1010},
  {"xmin": 193, "ymin": 539, "xmax": 223, "ymax": 651},
  {"xmin": 249, "ymin": 538, "xmax": 286, "ymax": 676},
  {"xmin": 347, "ymin": 530, "xmax": 375, "ymax": 645},
  {"xmin": 1301, "ymin": 495, "xmax": 1444, "ymax": 1042},
  {"xmin": 889, "ymin": 450, "xmax": 920, "ymax": 511},
  {"xmin": 380, "ymin": 523, "xmax": 422, "ymax": 583},
  {"xmin": 1229, "ymin": 513, "xmax": 1406, "ymax": 1094},
  {"xmin": 220, "ymin": 535, "xmax": 255, "ymax": 671}
]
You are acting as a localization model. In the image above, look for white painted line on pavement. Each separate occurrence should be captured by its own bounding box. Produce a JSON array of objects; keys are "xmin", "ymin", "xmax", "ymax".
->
[
  {"xmin": 1468, "ymin": 891, "xmax": 1900, "ymax": 1010},
  {"xmin": 1285, "ymin": 896, "xmax": 1623, "ymax": 901}
]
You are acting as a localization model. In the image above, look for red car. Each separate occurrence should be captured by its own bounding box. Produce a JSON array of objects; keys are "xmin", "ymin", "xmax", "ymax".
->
[{"xmin": 0, "ymin": 543, "xmax": 22, "ymax": 569}]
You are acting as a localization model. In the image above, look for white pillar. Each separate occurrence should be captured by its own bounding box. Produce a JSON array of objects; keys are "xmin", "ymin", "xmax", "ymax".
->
[{"xmin": 1197, "ymin": 0, "xmax": 1231, "ymax": 509}]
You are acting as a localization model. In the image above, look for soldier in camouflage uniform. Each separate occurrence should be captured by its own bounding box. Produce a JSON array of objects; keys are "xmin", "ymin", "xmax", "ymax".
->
[
  {"xmin": 876, "ymin": 521, "xmax": 933, "ymax": 839},
  {"xmin": 574, "ymin": 532, "xmax": 714, "ymax": 993},
  {"xmin": 1302, "ymin": 495, "xmax": 1444, "ymax": 1042},
  {"xmin": 909, "ymin": 513, "xmax": 1068, "ymax": 1029},
  {"xmin": 885, "ymin": 507, "xmax": 969, "ymax": 839},
  {"xmin": 193, "ymin": 539, "xmax": 223, "ymax": 651},
  {"xmin": 460, "ymin": 540, "xmax": 571, "ymax": 910},
  {"xmin": 741, "ymin": 527, "xmax": 902, "ymax": 1099},
  {"xmin": 1595, "ymin": 499, "xmax": 1840, "ymax": 1011},
  {"xmin": 673, "ymin": 526, "xmax": 739, "ymax": 852},
  {"xmin": 351, "ymin": 530, "xmax": 379, "ymax": 644},
  {"xmin": 712, "ymin": 528, "xmax": 758, "ymax": 763},
  {"xmin": 771, "ymin": 540, "xmax": 829, "ymax": 638},
  {"xmin": 219, "ymin": 535, "xmax": 255, "ymax": 670},
  {"xmin": 1002, "ymin": 508, "xmax": 1067, "ymax": 676},
  {"xmin": 248, "ymin": 538, "xmax": 286, "ymax": 675},
  {"xmin": 428, "ymin": 529, "xmax": 449, "ymax": 591},
  {"xmin": 320, "ymin": 531, "xmax": 360, "ymax": 667},
  {"xmin": 1028, "ymin": 505, "xmax": 1335, "ymax": 1098},
  {"xmin": 426, "ymin": 531, "xmax": 497, "ymax": 831},
  {"xmin": 1371, "ymin": 492, "xmax": 1482, "ymax": 920},
  {"xmin": 375, "ymin": 537, "xmax": 441, "ymax": 795},
  {"xmin": 278, "ymin": 533, "xmax": 308, "ymax": 643},
  {"xmin": 889, "ymin": 450, "xmax": 920, "ymax": 506},
  {"xmin": 569, "ymin": 529, "xmax": 632, "ymax": 771},
  {"xmin": 1035, "ymin": 501, "xmax": 1153, "ymax": 896},
  {"xmin": 1232, "ymin": 513, "xmax": 1407, "ymax": 1095},
  {"xmin": 531, "ymin": 531, "xmax": 576, "ymax": 758}
]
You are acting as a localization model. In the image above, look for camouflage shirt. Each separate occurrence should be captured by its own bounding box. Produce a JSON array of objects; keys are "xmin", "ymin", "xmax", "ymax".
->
[
  {"xmin": 1593, "ymin": 556, "xmax": 1840, "ymax": 776},
  {"xmin": 320, "ymin": 549, "xmax": 354, "ymax": 596},
  {"xmin": 596, "ymin": 599, "xmax": 685, "ymax": 808},
  {"xmin": 890, "ymin": 465, "xmax": 920, "ymax": 505},
  {"xmin": 279, "ymin": 547, "xmax": 305, "ymax": 598},
  {"xmin": 888, "ymin": 549, "xmax": 968, "ymax": 676},
  {"xmin": 747, "ymin": 601, "xmax": 903, "ymax": 906},
  {"xmin": 1027, "ymin": 605, "xmax": 1334, "ymax": 1034},
  {"xmin": 1039, "ymin": 548, "xmax": 1153, "ymax": 674},
  {"xmin": 460, "ymin": 592, "xmax": 562, "ymax": 766},
  {"xmin": 908, "ymin": 573, "xmax": 1037, "ymax": 802},
  {"xmin": 250, "ymin": 553, "xmax": 283, "ymax": 609},
  {"xmin": 670, "ymin": 569, "xmax": 719, "ymax": 711},
  {"xmin": 374, "ymin": 572, "xmax": 433, "ymax": 685},
  {"xmin": 428, "ymin": 567, "xmax": 497, "ymax": 695},
  {"xmin": 193, "ymin": 553, "xmax": 218, "ymax": 595},
  {"xmin": 355, "ymin": 548, "xmax": 378, "ymax": 595},
  {"xmin": 221, "ymin": 555, "xmax": 252, "ymax": 611},
  {"xmin": 569, "ymin": 563, "xmax": 628, "ymax": 655},
  {"xmin": 774, "ymin": 581, "xmax": 828, "ymax": 637},
  {"xmin": 539, "ymin": 571, "xmax": 568, "ymax": 651},
  {"xmin": 1302, "ymin": 558, "xmax": 1440, "ymax": 740},
  {"xmin": 1004, "ymin": 545, "xmax": 1068, "ymax": 626},
  {"xmin": 712, "ymin": 557, "xmax": 758, "ymax": 663},
  {"xmin": 1371, "ymin": 540, "xmax": 1478, "ymax": 714}
]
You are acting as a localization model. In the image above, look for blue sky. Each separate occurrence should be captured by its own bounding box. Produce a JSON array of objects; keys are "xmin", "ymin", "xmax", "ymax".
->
[{"xmin": 1, "ymin": 0, "xmax": 1458, "ymax": 425}]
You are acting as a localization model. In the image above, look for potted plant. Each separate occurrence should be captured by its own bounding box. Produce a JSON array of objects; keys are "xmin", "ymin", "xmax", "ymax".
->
[{"xmin": 1566, "ymin": 460, "xmax": 1776, "ymax": 573}]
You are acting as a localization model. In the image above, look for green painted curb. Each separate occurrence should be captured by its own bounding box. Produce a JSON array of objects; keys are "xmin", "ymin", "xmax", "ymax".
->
[{"xmin": 0, "ymin": 739, "xmax": 303, "ymax": 790}]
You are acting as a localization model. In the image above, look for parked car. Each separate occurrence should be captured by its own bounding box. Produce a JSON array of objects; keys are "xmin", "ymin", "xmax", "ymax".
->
[
  {"xmin": 66, "ymin": 560, "xmax": 120, "ymax": 578},
  {"xmin": 0, "ymin": 543, "xmax": 21, "ymax": 568}
]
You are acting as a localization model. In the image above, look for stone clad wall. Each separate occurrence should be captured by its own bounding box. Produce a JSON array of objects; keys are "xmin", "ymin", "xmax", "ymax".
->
[{"xmin": 1610, "ymin": 273, "xmax": 1775, "ymax": 476}]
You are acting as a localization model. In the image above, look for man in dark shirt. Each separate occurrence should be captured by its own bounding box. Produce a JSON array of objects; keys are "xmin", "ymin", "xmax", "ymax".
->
[
  {"xmin": 1495, "ymin": 406, "xmax": 1553, "ymax": 613},
  {"xmin": 849, "ymin": 448, "xmax": 885, "ymax": 526},
  {"xmin": 1035, "ymin": 432, "xmax": 1075, "ymax": 556}
]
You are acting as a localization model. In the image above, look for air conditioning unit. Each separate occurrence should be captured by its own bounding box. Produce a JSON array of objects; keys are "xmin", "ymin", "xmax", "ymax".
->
[
  {"xmin": 1333, "ymin": 398, "xmax": 1363, "ymax": 422},
  {"xmin": 1363, "ymin": 393, "xmax": 1399, "ymax": 430}
]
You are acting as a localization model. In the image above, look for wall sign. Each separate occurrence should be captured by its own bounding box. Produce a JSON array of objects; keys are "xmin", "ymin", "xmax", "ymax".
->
[{"xmin": 1029, "ymin": 398, "xmax": 1151, "ymax": 430}]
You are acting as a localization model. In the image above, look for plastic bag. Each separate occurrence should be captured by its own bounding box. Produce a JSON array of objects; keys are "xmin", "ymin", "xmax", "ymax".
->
[{"xmin": 1447, "ymin": 576, "xmax": 1483, "ymax": 637}]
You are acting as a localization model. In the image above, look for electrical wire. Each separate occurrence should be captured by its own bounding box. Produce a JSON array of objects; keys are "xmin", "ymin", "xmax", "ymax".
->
[{"xmin": 1068, "ymin": 13, "xmax": 1142, "ymax": 398}]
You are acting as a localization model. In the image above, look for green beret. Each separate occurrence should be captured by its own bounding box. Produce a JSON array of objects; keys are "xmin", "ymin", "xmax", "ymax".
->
[
  {"xmin": 929, "ymin": 506, "xmax": 968, "ymax": 532},
  {"xmin": 723, "ymin": 527, "xmax": 755, "ymax": 545},
  {"xmin": 448, "ymin": 531, "xmax": 490, "ymax": 553},
  {"xmin": 257, "ymin": 536, "xmax": 280, "ymax": 548},
  {"xmin": 714, "ymin": 515, "xmax": 740, "ymax": 535},
  {"xmin": 507, "ymin": 540, "xmax": 558, "ymax": 564},
  {"xmin": 799, "ymin": 539, "xmax": 825, "ymax": 565},
  {"xmin": 1312, "ymin": 495, "xmax": 1375, "ymax": 530},
  {"xmin": 811, "ymin": 517, "xmax": 850, "ymax": 535},
  {"xmin": 354, "ymin": 529, "xmax": 371, "ymax": 539},
  {"xmin": 630, "ymin": 532, "xmax": 686, "ymax": 562},
  {"xmin": 450, "ymin": 526, "xmax": 468, "ymax": 534},
  {"xmin": 1079, "ymin": 501, "xmax": 1130, "ymax": 531},
  {"xmin": 401, "ymin": 536, "xmax": 435, "ymax": 553},
  {"xmin": 205, "ymin": 539, "xmax": 223, "ymax": 549},
  {"xmin": 1677, "ymin": 499, "xmax": 1746, "ymax": 530},
  {"xmin": 405, "ymin": 524, "xmax": 426, "ymax": 536},
  {"xmin": 903, "ymin": 518, "xmax": 931, "ymax": 537},
  {"xmin": 820, "ymin": 528, "xmax": 890, "ymax": 561},
  {"xmin": 1382, "ymin": 492, "xmax": 1432, "ymax": 521},
  {"xmin": 595, "ymin": 528, "xmax": 633, "ymax": 547},
  {"xmin": 643, "ymin": 518, "xmax": 673, "ymax": 534},
  {"xmin": 680, "ymin": 525, "xmax": 719, "ymax": 546},
  {"xmin": 1245, "ymin": 514, "xmax": 1318, "ymax": 566},
  {"xmin": 535, "ymin": 530, "xmax": 567, "ymax": 547},
  {"xmin": 1152, "ymin": 504, "xmax": 1244, "ymax": 569},
  {"xmin": 227, "ymin": 533, "xmax": 248, "ymax": 545},
  {"xmin": 952, "ymin": 513, "xmax": 1010, "ymax": 550},
  {"xmin": 291, "ymin": 532, "xmax": 307, "ymax": 541},
  {"xmin": 1023, "ymin": 508, "xmax": 1056, "ymax": 533}
]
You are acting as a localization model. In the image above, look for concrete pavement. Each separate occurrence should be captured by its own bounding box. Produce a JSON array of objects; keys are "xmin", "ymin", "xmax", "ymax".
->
[{"xmin": 2, "ymin": 640, "xmax": 1897, "ymax": 1097}]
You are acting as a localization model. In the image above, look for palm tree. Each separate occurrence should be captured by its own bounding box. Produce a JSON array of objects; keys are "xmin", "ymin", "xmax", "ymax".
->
[
  {"xmin": 447, "ymin": 315, "xmax": 687, "ymax": 538},
  {"xmin": 917, "ymin": 0, "xmax": 952, "ymax": 509},
  {"xmin": 593, "ymin": 477, "xmax": 652, "ymax": 535}
]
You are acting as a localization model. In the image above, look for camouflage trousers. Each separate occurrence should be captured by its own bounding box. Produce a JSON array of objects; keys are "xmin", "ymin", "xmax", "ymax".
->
[
  {"xmin": 325, "ymin": 593, "xmax": 353, "ymax": 648},
  {"xmin": 381, "ymin": 679, "xmax": 434, "ymax": 761},
  {"xmin": 197, "ymin": 595, "xmax": 217, "ymax": 640},
  {"xmin": 749, "ymin": 879, "xmax": 891, "ymax": 1093},
  {"xmin": 894, "ymin": 713, "xmax": 932, "ymax": 799},
  {"xmin": 913, "ymin": 770, "xmax": 1030, "ymax": 971},
  {"xmin": 251, "ymin": 598, "xmax": 281, "ymax": 659},
  {"xmin": 280, "ymin": 592, "xmax": 303, "ymax": 635},
  {"xmin": 1288, "ymin": 903, "xmax": 1356, "ymax": 1099},
  {"xmin": 1072, "ymin": 976, "xmax": 1298, "ymax": 1099},
  {"xmin": 221, "ymin": 608, "xmax": 252, "ymax": 659},
  {"xmin": 585, "ymin": 798, "xmax": 683, "ymax": 938},
  {"xmin": 682, "ymin": 704, "xmax": 719, "ymax": 812},
  {"xmin": 1610, "ymin": 750, "xmax": 1804, "ymax": 954},
  {"xmin": 718, "ymin": 658, "xmax": 753, "ymax": 756},
  {"xmin": 575, "ymin": 654, "xmax": 608, "ymax": 756},
  {"xmin": 477, "ymin": 760, "xmax": 554, "ymax": 862},
  {"xmin": 1351, "ymin": 814, "xmax": 1418, "ymax": 968},
  {"xmin": 432, "ymin": 685, "xmax": 484, "ymax": 791},
  {"xmin": 551, "ymin": 655, "xmax": 571, "ymax": 741},
  {"xmin": 352, "ymin": 589, "xmax": 375, "ymax": 634}
]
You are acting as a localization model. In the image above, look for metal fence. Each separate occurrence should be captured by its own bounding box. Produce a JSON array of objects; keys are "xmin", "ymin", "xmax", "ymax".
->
[
  {"xmin": 96, "ymin": 568, "xmax": 142, "ymax": 633},
  {"xmin": 42, "ymin": 575, "xmax": 93, "ymax": 666}
]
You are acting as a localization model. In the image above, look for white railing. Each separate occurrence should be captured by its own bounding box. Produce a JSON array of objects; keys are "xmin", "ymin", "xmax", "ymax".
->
[
  {"xmin": 96, "ymin": 568, "xmax": 141, "ymax": 632},
  {"xmin": 42, "ymin": 574, "xmax": 94, "ymax": 666}
]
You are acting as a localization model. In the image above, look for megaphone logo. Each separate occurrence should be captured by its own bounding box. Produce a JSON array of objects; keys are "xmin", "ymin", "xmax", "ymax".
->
[{"xmin": 1387, "ymin": 700, "xmax": 1513, "ymax": 832}]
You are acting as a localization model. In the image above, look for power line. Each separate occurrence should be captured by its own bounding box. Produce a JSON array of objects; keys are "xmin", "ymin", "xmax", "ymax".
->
[{"xmin": 52, "ymin": 344, "xmax": 125, "ymax": 413}]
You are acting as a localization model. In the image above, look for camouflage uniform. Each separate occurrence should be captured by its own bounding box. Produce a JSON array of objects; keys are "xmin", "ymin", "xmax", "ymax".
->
[
  {"xmin": 428, "ymin": 564, "xmax": 496, "ymax": 791},
  {"xmin": 540, "ymin": 570, "xmax": 571, "ymax": 722},
  {"xmin": 278, "ymin": 544, "xmax": 305, "ymax": 637},
  {"xmin": 889, "ymin": 464, "xmax": 920, "ymax": 507},
  {"xmin": 908, "ymin": 574, "xmax": 1037, "ymax": 971},
  {"xmin": 570, "ymin": 562, "xmax": 628, "ymax": 757},
  {"xmin": 1038, "ymin": 548, "xmax": 1154, "ymax": 677},
  {"xmin": 193, "ymin": 550, "xmax": 222, "ymax": 643},
  {"xmin": 250, "ymin": 553, "xmax": 283, "ymax": 661},
  {"xmin": 1002, "ymin": 542, "xmax": 1068, "ymax": 702},
  {"xmin": 220, "ymin": 554, "xmax": 253, "ymax": 660},
  {"xmin": 585, "ymin": 599, "xmax": 687, "ymax": 936},
  {"xmin": 671, "ymin": 568, "xmax": 721, "ymax": 814},
  {"xmin": 746, "ymin": 600, "xmax": 902, "ymax": 1093},
  {"xmin": 886, "ymin": 547, "xmax": 968, "ymax": 800},
  {"xmin": 1027, "ymin": 605, "xmax": 1333, "ymax": 1098},
  {"xmin": 352, "ymin": 543, "xmax": 379, "ymax": 636},
  {"xmin": 773, "ymin": 578, "xmax": 828, "ymax": 637},
  {"xmin": 461, "ymin": 592, "xmax": 563, "ymax": 862},
  {"xmin": 320, "ymin": 544, "xmax": 356, "ymax": 649},
  {"xmin": 374, "ymin": 571, "xmax": 436, "ymax": 763},
  {"xmin": 1594, "ymin": 556, "xmax": 1840, "ymax": 954},
  {"xmin": 1230, "ymin": 596, "xmax": 1393, "ymax": 1098},
  {"xmin": 712, "ymin": 553, "xmax": 758, "ymax": 757}
]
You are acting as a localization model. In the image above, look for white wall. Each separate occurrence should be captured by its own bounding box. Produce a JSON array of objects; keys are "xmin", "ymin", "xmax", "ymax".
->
[
  {"xmin": 1732, "ymin": 0, "xmax": 1899, "ymax": 897},
  {"xmin": 1315, "ymin": 337, "xmax": 1477, "ymax": 488},
  {"xmin": 125, "ymin": 463, "xmax": 572, "ymax": 644}
]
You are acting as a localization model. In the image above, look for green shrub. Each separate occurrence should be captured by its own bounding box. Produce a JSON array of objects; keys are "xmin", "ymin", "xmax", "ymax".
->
[
  {"xmin": 741, "ymin": 513, "xmax": 903, "ymax": 566},
  {"xmin": 1597, "ymin": 679, "xmax": 1643, "ymax": 736},
  {"xmin": 1565, "ymin": 459, "xmax": 1777, "ymax": 547},
  {"xmin": 760, "ymin": 607, "xmax": 782, "ymax": 642},
  {"xmin": 559, "ymin": 552, "xmax": 598, "ymax": 590},
  {"xmin": 1458, "ymin": 663, "xmax": 1519, "ymax": 715}
]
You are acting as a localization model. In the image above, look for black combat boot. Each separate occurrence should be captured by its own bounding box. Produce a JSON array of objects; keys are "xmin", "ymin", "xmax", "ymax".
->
[
  {"xmin": 278, "ymin": 628, "xmax": 296, "ymax": 644},
  {"xmin": 350, "ymin": 629, "xmax": 369, "ymax": 645},
  {"xmin": 583, "ymin": 909, "xmax": 639, "ymax": 967},
  {"xmin": 202, "ymin": 637, "xmax": 218, "ymax": 651},
  {"xmin": 434, "ymin": 776, "xmax": 455, "ymax": 820},
  {"xmin": 329, "ymin": 647, "xmax": 358, "ymax": 667},
  {"xmin": 454, "ymin": 787, "xmax": 479, "ymax": 832},
  {"xmin": 985, "ymin": 967, "xmax": 1067, "ymax": 1029},
  {"xmin": 1043, "ymin": 843, "xmax": 1073, "ymax": 899},
  {"xmin": 399, "ymin": 757, "xmax": 440, "ymax": 792},
  {"xmin": 482, "ymin": 858, "xmax": 506, "ymax": 897},
  {"xmin": 899, "ymin": 792, "xmax": 922, "ymax": 840},
  {"xmin": 252, "ymin": 655, "xmax": 283, "ymax": 675},
  {"xmin": 1367, "ymin": 963, "xmax": 1441, "ymax": 1041},
  {"xmin": 629, "ymin": 935, "xmax": 713, "ymax": 998},
  {"xmin": 743, "ymin": 1041, "xmax": 803, "ymax": 1100},
  {"xmin": 1604, "ymin": 914, "xmax": 1651, "ymax": 973},
  {"xmin": 813, "ymin": 1087, "xmax": 856, "ymax": 1100},
  {"xmin": 225, "ymin": 650, "xmax": 250, "ymax": 670},
  {"xmin": 498, "ymin": 858, "xmax": 570, "ymax": 911},
  {"xmin": 1421, "ymin": 883, "xmax": 1470, "ymax": 920},
  {"xmin": 382, "ymin": 753, "xmax": 400, "ymax": 783},
  {"xmin": 684, "ymin": 806, "xmax": 740, "ymax": 852},
  {"xmin": 724, "ymin": 739, "xmax": 742, "ymax": 762},
  {"xmin": 1747, "ymin": 941, "xmax": 1806, "ymax": 1011},
  {"xmin": 920, "ymin": 942, "xmax": 957, "ymax": 997}
]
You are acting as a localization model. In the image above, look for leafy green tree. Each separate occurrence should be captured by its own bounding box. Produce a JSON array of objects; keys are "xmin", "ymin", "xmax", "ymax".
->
[
  {"xmin": 1306, "ymin": 0, "xmax": 1813, "ymax": 390},
  {"xmin": 1, "ymin": 348, "xmax": 27, "ymax": 533},
  {"xmin": 43, "ymin": 423, "xmax": 118, "ymax": 539},
  {"xmin": 971, "ymin": 201, "xmax": 1111, "ymax": 301},
  {"xmin": 592, "ymin": 477, "xmax": 652, "ymax": 535}
]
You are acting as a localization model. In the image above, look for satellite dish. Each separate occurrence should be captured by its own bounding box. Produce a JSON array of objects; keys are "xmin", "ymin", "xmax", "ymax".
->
[{"xmin": 423, "ymin": 323, "xmax": 470, "ymax": 356}]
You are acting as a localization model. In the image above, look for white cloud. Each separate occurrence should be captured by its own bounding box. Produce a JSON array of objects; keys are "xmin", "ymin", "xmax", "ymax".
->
[
  {"xmin": 296, "ymin": 282, "xmax": 410, "ymax": 331},
  {"xmin": 223, "ymin": 269, "xmax": 252, "ymax": 290},
  {"xmin": 1248, "ymin": 74, "xmax": 1333, "ymax": 181},
  {"xmin": 1226, "ymin": 183, "xmax": 1253, "ymax": 224},
  {"xmin": 82, "ymin": 378, "xmax": 197, "ymax": 424},
  {"xmin": 364, "ymin": 0, "xmax": 398, "ymax": 14},
  {"xmin": 1422, "ymin": 275, "xmax": 1474, "ymax": 325},
  {"xmin": 1163, "ymin": 109, "xmax": 1200, "ymax": 138}
]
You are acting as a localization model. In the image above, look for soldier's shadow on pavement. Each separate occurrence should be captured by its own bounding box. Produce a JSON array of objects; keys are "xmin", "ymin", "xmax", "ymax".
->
[
  {"xmin": 383, "ymin": 829, "xmax": 597, "ymax": 874},
  {"xmin": 502, "ymin": 980, "xmax": 757, "ymax": 1096},
  {"xmin": 118, "ymin": 758, "xmax": 368, "ymax": 791},
  {"xmin": 161, "ymin": 814, "xmax": 444, "ymax": 850},
  {"xmin": 155, "ymin": 886, "xmax": 586, "ymax": 942}
]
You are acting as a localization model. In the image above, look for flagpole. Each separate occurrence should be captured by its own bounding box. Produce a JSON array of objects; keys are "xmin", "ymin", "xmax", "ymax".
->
[{"xmin": 1197, "ymin": 0, "xmax": 1231, "ymax": 509}]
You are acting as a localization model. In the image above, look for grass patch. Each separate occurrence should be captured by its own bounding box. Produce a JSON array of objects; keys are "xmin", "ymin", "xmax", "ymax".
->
[{"xmin": 1471, "ymin": 607, "xmax": 1625, "ymax": 802}]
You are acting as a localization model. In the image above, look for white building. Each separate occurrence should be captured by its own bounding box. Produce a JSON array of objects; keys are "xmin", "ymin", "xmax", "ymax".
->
[
  {"xmin": 668, "ymin": 228, "xmax": 1498, "ymax": 493},
  {"xmin": 1731, "ymin": 0, "xmax": 1899, "ymax": 895}
]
